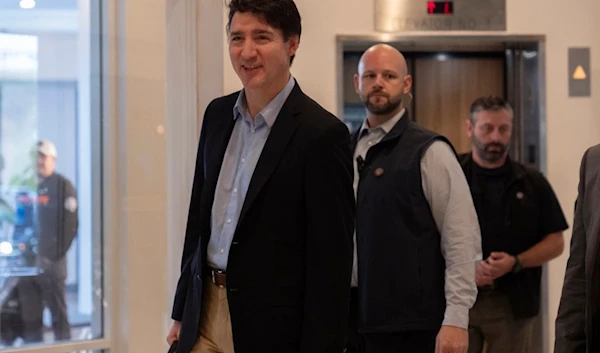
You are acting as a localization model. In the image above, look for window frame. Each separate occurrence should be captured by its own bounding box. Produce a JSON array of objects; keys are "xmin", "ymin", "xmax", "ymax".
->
[{"xmin": 0, "ymin": 0, "xmax": 110, "ymax": 352}]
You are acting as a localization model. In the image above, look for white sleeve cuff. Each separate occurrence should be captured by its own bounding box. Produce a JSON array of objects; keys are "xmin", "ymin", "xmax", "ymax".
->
[{"xmin": 442, "ymin": 304, "xmax": 470, "ymax": 329}]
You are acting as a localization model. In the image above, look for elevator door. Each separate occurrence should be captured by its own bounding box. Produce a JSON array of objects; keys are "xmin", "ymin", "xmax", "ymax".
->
[{"xmin": 412, "ymin": 55, "xmax": 505, "ymax": 154}]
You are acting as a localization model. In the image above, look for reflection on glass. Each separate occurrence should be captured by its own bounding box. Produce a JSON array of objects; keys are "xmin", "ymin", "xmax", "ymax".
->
[{"xmin": 0, "ymin": 0, "xmax": 102, "ymax": 349}]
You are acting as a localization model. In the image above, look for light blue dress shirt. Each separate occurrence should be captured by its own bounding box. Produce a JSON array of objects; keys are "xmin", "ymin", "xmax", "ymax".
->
[{"xmin": 207, "ymin": 75, "xmax": 296, "ymax": 270}]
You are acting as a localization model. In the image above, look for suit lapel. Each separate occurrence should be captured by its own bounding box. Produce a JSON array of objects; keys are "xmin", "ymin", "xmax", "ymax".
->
[
  {"xmin": 203, "ymin": 98, "xmax": 237, "ymax": 202},
  {"xmin": 235, "ymin": 84, "xmax": 304, "ymax": 229},
  {"xmin": 350, "ymin": 128, "xmax": 361, "ymax": 152},
  {"xmin": 199, "ymin": 97, "xmax": 237, "ymax": 257}
]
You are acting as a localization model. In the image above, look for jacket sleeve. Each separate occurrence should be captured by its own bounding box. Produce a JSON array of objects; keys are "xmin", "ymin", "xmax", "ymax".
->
[
  {"xmin": 58, "ymin": 178, "xmax": 79, "ymax": 259},
  {"xmin": 171, "ymin": 103, "xmax": 211, "ymax": 321},
  {"xmin": 301, "ymin": 121, "xmax": 355, "ymax": 353},
  {"xmin": 555, "ymin": 148, "xmax": 589, "ymax": 353}
]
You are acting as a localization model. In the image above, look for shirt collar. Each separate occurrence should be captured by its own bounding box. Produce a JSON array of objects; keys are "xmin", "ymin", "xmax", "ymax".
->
[
  {"xmin": 358, "ymin": 108, "xmax": 406, "ymax": 139},
  {"xmin": 233, "ymin": 74, "xmax": 296, "ymax": 129}
]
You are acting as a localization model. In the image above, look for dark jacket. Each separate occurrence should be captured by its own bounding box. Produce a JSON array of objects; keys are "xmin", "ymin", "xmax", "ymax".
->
[
  {"xmin": 353, "ymin": 112, "xmax": 453, "ymax": 333},
  {"xmin": 171, "ymin": 82, "xmax": 356, "ymax": 353},
  {"xmin": 37, "ymin": 172, "xmax": 78, "ymax": 262},
  {"xmin": 555, "ymin": 144, "xmax": 600, "ymax": 353}
]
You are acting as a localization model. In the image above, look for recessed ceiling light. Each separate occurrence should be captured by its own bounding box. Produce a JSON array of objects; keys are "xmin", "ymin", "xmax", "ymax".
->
[{"xmin": 20, "ymin": 0, "xmax": 36, "ymax": 9}]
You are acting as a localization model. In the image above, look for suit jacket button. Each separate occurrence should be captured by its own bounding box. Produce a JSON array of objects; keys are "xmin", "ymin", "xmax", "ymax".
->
[
  {"xmin": 229, "ymin": 288, "xmax": 238, "ymax": 292},
  {"xmin": 196, "ymin": 274, "xmax": 201, "ymax": 280}
]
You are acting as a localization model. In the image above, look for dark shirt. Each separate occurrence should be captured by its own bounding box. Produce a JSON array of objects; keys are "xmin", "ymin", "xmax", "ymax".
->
[
  {"xmin": 470, "ymin": 161, "xmax": 511, "ymax": 260},
  {"xmin": 460, "ymin": 153, "xmax": 569, "ymax": 318}
]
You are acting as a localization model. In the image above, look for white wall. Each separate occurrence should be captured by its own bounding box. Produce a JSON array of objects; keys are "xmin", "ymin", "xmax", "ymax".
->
[
  {"xmin": 220, "ymin": 1, "xmax": 600, "ymax": 351},
  {"xmin": 38, "ymin": 33, "xmax": 78, "ymax": 81},
  {"xmin": 110, "ymin": 0, "xmax": 168, "ymax": 350}
]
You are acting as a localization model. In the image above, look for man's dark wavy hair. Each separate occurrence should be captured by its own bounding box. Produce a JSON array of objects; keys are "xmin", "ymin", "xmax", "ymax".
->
[{"xmin": 226, "ymin": 0, "xmax": 302, "ymax": 64}]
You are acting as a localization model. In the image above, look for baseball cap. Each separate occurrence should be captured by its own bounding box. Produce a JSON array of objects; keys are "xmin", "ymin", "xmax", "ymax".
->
[{"xmin": 37, "ymin": 140, "xmax": 57, "ymax": 158}]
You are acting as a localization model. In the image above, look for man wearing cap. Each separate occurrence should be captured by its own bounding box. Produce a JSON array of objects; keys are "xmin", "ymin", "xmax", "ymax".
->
[{"xmin": 32, "ymin": 139, "xmax": 78, "ymax": 341}]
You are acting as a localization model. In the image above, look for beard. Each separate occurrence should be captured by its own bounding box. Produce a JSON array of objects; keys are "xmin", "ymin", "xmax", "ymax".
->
[
  {"xmin": 472, "ymin": 135, "xmax": 509, "ymax": 163},
  {"xmin": 360, "ymin": 90, "xmax": 403, "ymax": 116}
]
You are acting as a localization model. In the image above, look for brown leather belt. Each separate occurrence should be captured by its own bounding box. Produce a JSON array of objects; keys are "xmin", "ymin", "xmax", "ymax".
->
[{"xmin": 210, "ymin": 268, "xmax": 226, "ymax": 288}]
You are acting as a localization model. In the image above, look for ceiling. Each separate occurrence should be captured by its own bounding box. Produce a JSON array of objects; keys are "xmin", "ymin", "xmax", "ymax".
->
[
  {"xmin": 0, "ymin": 0, "xmax": 78, "ymax": 33},
  {"xmin": 0, "ymin": 0, "xmax": 77, "ymax": 10}
]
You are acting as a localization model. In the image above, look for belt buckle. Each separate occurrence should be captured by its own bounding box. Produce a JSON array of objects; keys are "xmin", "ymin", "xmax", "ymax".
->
[{"xmin": 212, "ymin": 269, "xmax": 225, "ymax": 288}]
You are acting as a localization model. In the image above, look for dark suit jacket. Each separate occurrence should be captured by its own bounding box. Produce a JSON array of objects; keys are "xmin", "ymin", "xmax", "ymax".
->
[
  {"xmin": 171, "ymin": 82, "xmax": 355, "ymax": 353},
  {"xmin": 555, "ymin": 144, "xmax": 600, "ymax": 353}
]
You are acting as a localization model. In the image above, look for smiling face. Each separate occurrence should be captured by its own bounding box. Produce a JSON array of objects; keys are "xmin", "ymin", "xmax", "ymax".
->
[{"xmin": 228, "ymin": 12, "xmax": 299, "ymax": 95}]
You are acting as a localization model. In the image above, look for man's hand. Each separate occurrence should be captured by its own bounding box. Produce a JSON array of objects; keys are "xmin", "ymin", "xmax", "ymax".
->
[
  {"xmin": 482, "ymin": 252, "xmax": 516, "ymax": 279},
  {"xmin": 475, "ymin": 260, "xmax": 494, "ymax": 286},
  {"xmin": 435, "ymin": 325, "xmax": 468, "ymax": 353},
  {"xmin": 166, "ymin": 321, "xmax": 181, "ymax": 346}
]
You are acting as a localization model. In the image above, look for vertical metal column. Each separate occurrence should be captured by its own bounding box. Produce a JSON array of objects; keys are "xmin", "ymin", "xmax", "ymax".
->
[
  {"xmin": 520, "ymin": 47, "xmax": 542, "ymax": 170},
  {"xmin": 505, "ymin": 48, "xmax": 524, "ymax": 163}
]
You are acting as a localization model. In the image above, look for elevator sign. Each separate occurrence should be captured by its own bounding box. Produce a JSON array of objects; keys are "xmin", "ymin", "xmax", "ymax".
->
[
  {"xmin": 374, "ymin": 0, "xmax": 506, "ymax": 32},
  {"xmin": 568, "ymin": 47, "xmax": 591, "ymax": 97}
]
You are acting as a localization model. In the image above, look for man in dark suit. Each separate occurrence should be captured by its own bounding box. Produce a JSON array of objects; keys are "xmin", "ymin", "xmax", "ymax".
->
[
  {"xmin": 165, "ymin": 1, "xmax": 355, "ymax": 353},
  {"xmin": 555, "ymin": 144, "xmax": 600, "ymax": 353}
]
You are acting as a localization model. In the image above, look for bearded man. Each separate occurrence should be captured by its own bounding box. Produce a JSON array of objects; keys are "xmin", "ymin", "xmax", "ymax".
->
[
  {"xmin": 346, "ymin": 43, "xmax": 482, "ymax": 353},
  {"xmin": 459, "ymin": 95, "xmax": 568, "ymax": 353}
]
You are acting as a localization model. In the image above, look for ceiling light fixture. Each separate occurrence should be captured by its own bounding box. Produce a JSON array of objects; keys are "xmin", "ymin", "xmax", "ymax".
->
[{"xmin": 20, "ymin": 0, "xmax": 36, "ymax": 9}]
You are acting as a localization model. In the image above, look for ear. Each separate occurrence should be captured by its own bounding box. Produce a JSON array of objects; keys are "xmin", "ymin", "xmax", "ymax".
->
[
  {"xmin": 465, "ymin": 119, "xmax": 474, "ymax": 138},
  {"xmin": 287, "ymin": 35, "xmax": 300, "ymax": 58},
  {"xmin": 354, "ymin": 73, "xmax": 360, "ymax": 93},
  {"xmin": 403, "ymin": 75, "xmax": 413, "ymax": 94}
]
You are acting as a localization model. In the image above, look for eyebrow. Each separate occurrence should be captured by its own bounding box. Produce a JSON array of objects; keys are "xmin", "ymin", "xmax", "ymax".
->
[
  {"xmin": 229, "ymin": 29, "xmax": 274, "ymax": 37},
  {"xmin": 362, "ymin": 70, "xmax": 400, "ymax": 76}
]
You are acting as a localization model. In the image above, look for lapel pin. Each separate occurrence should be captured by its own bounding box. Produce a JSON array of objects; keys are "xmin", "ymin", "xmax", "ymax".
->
[
  {"xmin": 374, "ymin": 168, "xmax": 384, "ymax": 177},
  {"xmin": 516, "ymin": 191, "xmax": 524, "ymax": 199}
]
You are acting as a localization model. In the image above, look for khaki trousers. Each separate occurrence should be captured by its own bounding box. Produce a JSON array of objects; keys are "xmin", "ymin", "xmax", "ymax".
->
[
  {"xmin": 468, "ymin": 290, "xmax": 535, "ymax": 353},
  {"xmin": 190, "ymin": 278, "xmax": 235, "ymax": 353}
]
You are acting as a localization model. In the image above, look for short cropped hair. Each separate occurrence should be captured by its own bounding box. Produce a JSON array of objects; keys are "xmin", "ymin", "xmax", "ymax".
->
[{"xmin": 469, "ymin": 96, "xmax": 513, "ymax": 123}]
